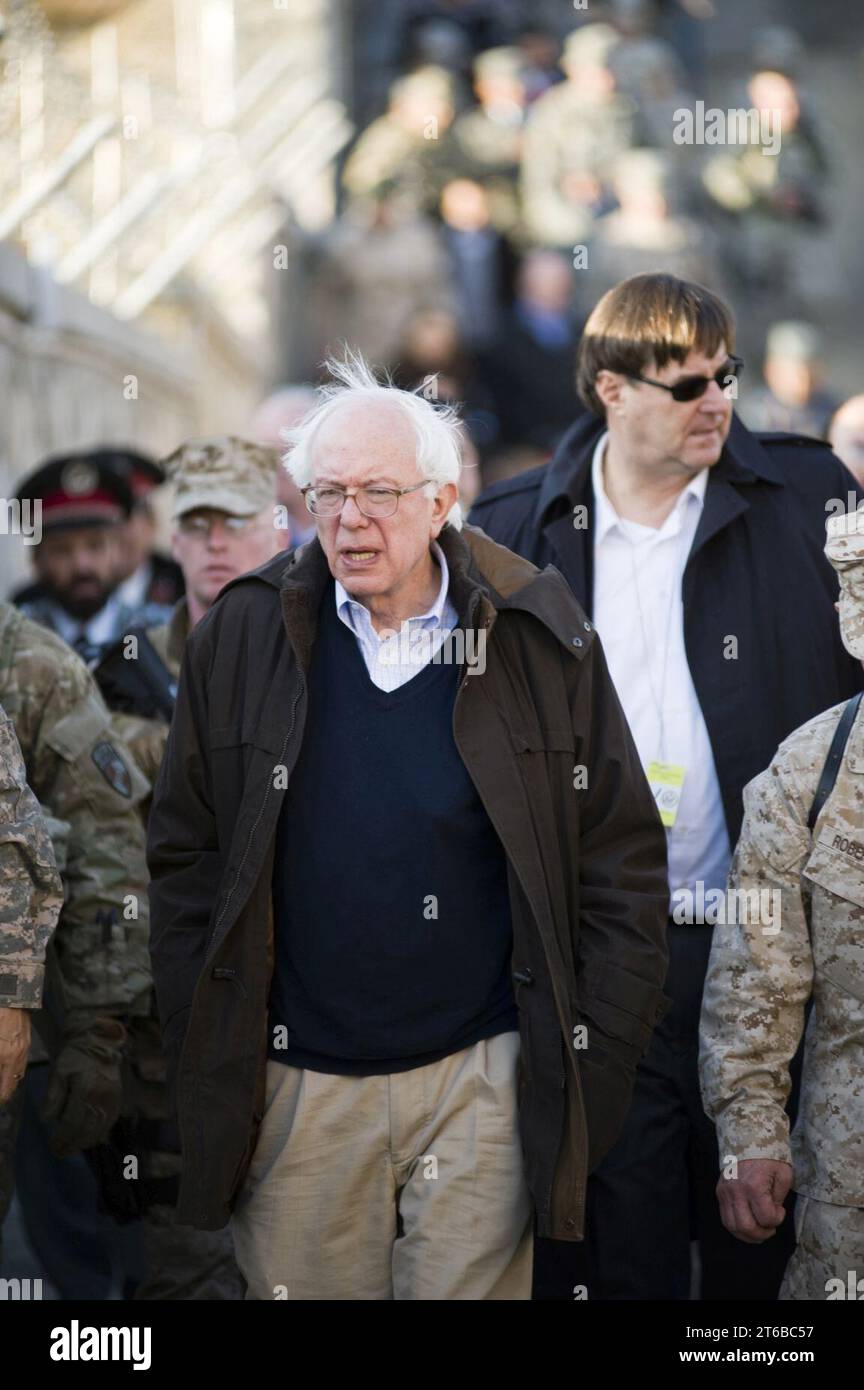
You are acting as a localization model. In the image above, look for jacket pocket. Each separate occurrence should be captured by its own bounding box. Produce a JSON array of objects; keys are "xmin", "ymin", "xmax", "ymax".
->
[
  {"xmin": 511, "ymin": 727, "xmax": 577, "ymax": 755},
  {"xmin": 209, "ymin": 723, "xmax": 281, "ymax": 756},
  {"xmin": 802, "ymin": 848, "xmax": 864, "ymax": 1004},
  {"xmin": 579, "ymin": 958, "xmax": 668, "ymax": 1056}
]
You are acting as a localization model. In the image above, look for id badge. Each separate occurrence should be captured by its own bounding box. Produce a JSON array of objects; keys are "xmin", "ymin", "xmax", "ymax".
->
[{"xmin": 646, "ymin": 761, "xmax": 686, "ymax": 829}]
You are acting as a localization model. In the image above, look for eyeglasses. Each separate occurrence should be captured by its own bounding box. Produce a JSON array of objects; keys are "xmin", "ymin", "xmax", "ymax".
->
[
  {"xmin": 627, "ymin": 356, "xmax": 744, "ymax": 402},
  {"xmin": 301, "ymin": 480, "xmax": 431, "ymax": 518},
  {"xmin": 177, "ymin": 514, "xmax": 257, "ymax": 538}
]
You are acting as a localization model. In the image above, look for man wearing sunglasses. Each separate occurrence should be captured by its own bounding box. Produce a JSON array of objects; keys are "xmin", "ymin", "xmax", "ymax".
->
[{"xmin": 470, "ymin": 272, "xmax": 864, "ymax": 1301}]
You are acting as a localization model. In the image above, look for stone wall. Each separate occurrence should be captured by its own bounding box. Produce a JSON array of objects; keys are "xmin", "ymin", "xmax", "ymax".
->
[{"xmin": 0, "ymin": 242, "xmax": 268, "ymax": 595}]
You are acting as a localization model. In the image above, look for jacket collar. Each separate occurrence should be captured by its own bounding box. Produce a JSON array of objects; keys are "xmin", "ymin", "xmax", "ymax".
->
[
  {"xmin": 166, "ymin": 598, "xmax": 190, "ymax": 667},
  {"xmin": 535, "ymin": 409, "xmax": 785, "ymax": 529},
  {"xmin": 223, "ymin": 523, "xmax": 592, "ymax": 671},
  {"xmin": 534, "ymin": 410, "xmax": 787, "ymax": 613}
]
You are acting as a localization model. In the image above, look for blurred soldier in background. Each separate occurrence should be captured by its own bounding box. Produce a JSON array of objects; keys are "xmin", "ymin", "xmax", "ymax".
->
[
  {"xmin": 589, "ymin": 150, "xmax": 721, "ymax": 305},
  {"xmin": 702, "ymin": 66, "xmax": 831, "ymax": 321},
  {"xmin": 12, "ymin": 451, "xmax": 172, "ymax": 664},
  {"xmin": 106, "ymin": 452, "xmax": 185, "ymax": 612},
  {"xmin": 521, "ymin": 24, "xmax": 634, "ymax": 249},
  {"xmin": 742, "ymin": 322, "xmax": 837, "ymax": 438},
  {"xmin": 0, "ymin": 707, "xmax": 62, "ymax": 1248},
  {"xmin": 700, "ymin": 507, "xmax": 864, "ymax": 1299},
  {"xmin": 94, "ymin": 439, "xmax": 286, "ymax": 1300},
  {"xmin": 105, "ymin": 437, "xmax": 288, "ymax": 790},
  {"xmin": 0, "ymin": 608, "xmax": 151, "ymax": 1297},
  {"xmin": 342, "ymin": 67, "xmax": 460, "ymax": 216},
  {"xmin": 451, "ymin": 46, "xmax": 527, "ymax": 236}
]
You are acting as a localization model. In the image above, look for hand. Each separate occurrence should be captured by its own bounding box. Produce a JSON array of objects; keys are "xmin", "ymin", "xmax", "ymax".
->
[
  {"xmin": 716, "ymin": 1158, "xmax": 793, "ymax": 1243},
  {"xmin": 43, "ymin": 1016, "xmax": 126, "ymax": 1156},
  {"xmin": 0, "ymin": 1006, "xmax": 31, "ymax": 1104}
]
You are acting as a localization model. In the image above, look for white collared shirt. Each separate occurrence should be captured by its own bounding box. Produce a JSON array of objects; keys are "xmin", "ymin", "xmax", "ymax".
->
[
  {"xmin": 590, "ymin": 432, "xmax": 731, "ymax": 901},
  {"xmin": 115, "ymin": 560, "xmax": 153, "ymax": 611},
  {"xmin": 335, "ymin": 539, "xmax": 460, "ymax": 692},
  {"xmin": 50, "ymin": 592, "xmax": 127, "ymax": 650}
]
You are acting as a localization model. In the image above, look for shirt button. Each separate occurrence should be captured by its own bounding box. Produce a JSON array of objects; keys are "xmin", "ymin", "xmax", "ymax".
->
[{"xmin": 572, "ymin": 637, "xmax": 583, "ymax": 648}]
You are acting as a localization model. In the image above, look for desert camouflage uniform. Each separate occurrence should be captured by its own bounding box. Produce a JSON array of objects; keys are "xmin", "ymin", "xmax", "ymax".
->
[
  {"xmin": 700, "ymin": 508, "xmax": 864, "ymax": 1300},
  {"xmin": 0, "ymin": 707, "xmax": 63, "ymax": 1230}
]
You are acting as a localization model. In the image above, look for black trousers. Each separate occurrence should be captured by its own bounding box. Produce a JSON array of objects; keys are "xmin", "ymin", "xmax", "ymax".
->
[{"xmin": 533, "ymin": 923, "xmax": 797, "ymax": 1300}]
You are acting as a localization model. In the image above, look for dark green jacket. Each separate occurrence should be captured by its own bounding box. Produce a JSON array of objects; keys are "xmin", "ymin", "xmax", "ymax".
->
[{"xmin": 148, "ymin": 523, "xmax": 669, "ymax": 1237}]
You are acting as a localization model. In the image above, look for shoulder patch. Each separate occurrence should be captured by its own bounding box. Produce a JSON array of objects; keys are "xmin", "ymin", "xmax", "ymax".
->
[{"xmin": 90, "ymin": 740, "xmax": 133, "ymax": 798}]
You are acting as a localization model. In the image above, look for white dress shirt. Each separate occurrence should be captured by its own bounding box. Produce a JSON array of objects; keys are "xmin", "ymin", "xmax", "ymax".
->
[
  {"xmin": 115, "ymin": 560, "xmax": 153, "ymax": 611},
  {"xmin": 50, "ymin": 592, "xmax": 128, "ymax": 650},
  {"xmin": 590, "ymin": 432, "xmax": 731, "ymax": 901},
  {"xmin": 335, "ymin": 539, "xmax": 460, "ymax": 692}
]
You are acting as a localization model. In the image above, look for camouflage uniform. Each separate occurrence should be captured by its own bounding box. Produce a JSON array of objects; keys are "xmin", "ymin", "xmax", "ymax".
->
[
  {"xmin": 699, "ymin": 507, "xmax": 864, "ymax": 1300},
  {"xmin": 0, "ymin": 609, "xmax": 149, "ymax": 1241},
  {"xmin": 0, "ymin": 603, "xmax": 151, "ymax": 1023},
  {"xmin": 342, "ymin": 68, "xmax": 461, "ymax": 217},
  {"xmin": 520, "ymin": 27, "xmax": 636, "ymax": 250},
  {"xmin": 0, "ymin": 709, "xmax": 63, "ymax": 1011},
  {"xmin": 0, "ymin": 707, "xmax": 63, "ymax": 1230}
]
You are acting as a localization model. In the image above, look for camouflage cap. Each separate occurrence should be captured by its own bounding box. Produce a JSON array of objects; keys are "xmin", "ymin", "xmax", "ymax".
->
[
  {"xmin": 474, "ymin": 46, "xmax": 523, "ymax": 82},
  {"xmin": 563, "ymin": 23, "xmax": 620, "ymax": 71},
  {"xmin": 766, "ymin": 320, "xmax": 822, "ymax": 363},
  {"xmin": 826, "ymin": 507, "xmax": 864, "ymax": 660},
  {"xmin": 161, "ymin": 436, "xmax": 282, "ymax": 520}
]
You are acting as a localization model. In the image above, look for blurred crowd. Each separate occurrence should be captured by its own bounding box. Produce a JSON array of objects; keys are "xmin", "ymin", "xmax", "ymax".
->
[{"xmin": 291, "ymin": 2, "xmax": 854, "ymax": 494}]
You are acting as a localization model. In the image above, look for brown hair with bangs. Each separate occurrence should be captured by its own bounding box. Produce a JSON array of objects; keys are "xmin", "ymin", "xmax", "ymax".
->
[{"xmin": 576, "ymin": 274, "xmax": 737, "ymax": 417}]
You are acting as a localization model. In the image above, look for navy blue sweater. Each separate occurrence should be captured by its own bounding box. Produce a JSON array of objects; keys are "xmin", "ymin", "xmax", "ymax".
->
[{"xmin": 268, "ymin": 584, "xmax": 517, "ymax": 1074}]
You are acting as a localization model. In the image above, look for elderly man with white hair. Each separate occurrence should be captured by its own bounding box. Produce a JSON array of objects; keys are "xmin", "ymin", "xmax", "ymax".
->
[{"xmin": 147, "ymin": 353, "xmax": 669, "ymax": 1301}]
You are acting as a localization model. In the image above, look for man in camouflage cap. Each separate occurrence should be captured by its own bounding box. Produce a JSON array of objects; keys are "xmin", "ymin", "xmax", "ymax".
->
[
  {"xmin": 112, "ymin": 436, "xmax": 287, "ymax": 787},
  {"xmin": 700, "ymin": 505, "xmax": 864, "ymax": 1299},
  {"xmin": 101, "ymin": 435, "xmax": 285, "ymax": 1300}
]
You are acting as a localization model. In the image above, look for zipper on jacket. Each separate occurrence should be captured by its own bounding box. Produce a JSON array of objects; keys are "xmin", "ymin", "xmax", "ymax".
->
[
  {"xmin": 205, "ymin": 671, "xmax": 306, "ymax": 957},
  {"xmin": 191, "ymin": 671, "xmax": 305, "ymax": 1221}
]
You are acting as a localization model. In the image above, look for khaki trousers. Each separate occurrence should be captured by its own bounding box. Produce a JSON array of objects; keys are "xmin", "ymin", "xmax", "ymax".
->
[{"xmin": 231, "ymin": 1030, "xmax": 533, "ymax": 1300}]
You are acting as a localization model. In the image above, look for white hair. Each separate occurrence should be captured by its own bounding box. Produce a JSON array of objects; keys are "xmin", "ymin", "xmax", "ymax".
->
[{"xmin": 283, "ymin": 349, "xmax": 464, "ymax": 530}]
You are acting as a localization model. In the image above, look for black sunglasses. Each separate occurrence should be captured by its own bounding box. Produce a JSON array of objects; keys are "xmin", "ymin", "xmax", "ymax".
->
[{"xmin": 628, "ymin": 356, "xmax": 744, "ymax": 402}]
